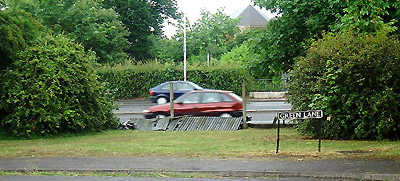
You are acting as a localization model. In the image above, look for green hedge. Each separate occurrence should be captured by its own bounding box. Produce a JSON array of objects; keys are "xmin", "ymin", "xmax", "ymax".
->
[
  {"xmin": 97, "ymin": 63, "xmax": 253, "ymax": 99},
  {"xmin": 287, "ymin": 31, "xmax": 400, "ymax": 140}
]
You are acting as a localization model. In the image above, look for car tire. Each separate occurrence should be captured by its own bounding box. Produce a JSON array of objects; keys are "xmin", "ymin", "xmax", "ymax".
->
[
  {"xmin": 156, "ymin": 97, "xmax": 168, "ymax": 104},
  {"xmin": 220, "ymin": 113, "xmax": 232, "ymax": 118}
]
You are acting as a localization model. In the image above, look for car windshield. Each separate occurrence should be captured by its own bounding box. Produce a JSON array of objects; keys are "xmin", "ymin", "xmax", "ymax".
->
[{"xmin": 189, "ymin": 82, "xmax": 202, "ymax": 90}]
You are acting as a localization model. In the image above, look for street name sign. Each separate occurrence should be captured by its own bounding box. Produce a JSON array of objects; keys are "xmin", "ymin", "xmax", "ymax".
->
[
  {"xmin": 277, "ymin": 110, "xmax": 323, "ymax": 120},
  {"xmin": 275, "ymin": 110, "xmax": 324, "ymax": 154}
]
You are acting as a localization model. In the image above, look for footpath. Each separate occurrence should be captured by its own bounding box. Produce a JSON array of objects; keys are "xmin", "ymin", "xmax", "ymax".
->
[{"xmin": 0, "ymin": 157, "xmax": 399, "ymax": 180}]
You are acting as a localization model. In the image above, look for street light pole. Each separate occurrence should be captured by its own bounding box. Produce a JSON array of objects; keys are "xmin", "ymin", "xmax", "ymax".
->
[{"xmin": 183, "ymin": 18, "xmax": 187, "ymax": 81}]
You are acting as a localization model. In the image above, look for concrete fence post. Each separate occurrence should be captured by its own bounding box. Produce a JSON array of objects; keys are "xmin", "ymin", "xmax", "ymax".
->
[
  {"xmin": 169, "ymin": 81, "xmax": 174, "ymax": 119},
  {"xmin": 242, "ymin": 81, "xmax": 248, "ymax": 129}
]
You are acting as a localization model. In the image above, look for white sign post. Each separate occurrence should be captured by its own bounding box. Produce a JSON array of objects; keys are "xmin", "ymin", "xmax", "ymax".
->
[{"xmin": 276, "ymin": 110, "xmax": 324, "ymax": 153}]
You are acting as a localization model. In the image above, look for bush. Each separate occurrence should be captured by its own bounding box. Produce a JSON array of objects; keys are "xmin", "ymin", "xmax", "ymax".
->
[
  {"xmin": 0, "ymin": 8, "xmax": 43, "ymax": 70},
  {"xmin": 0, "ymin": 34, "xmax": 119, "ymax": 137},
  {"xmin": 220, "ymin": 44, "xmax": 252, "ymax": 65},
  {"xmin": 97, "ymin": 62, "xmax": 253, "ymax": 99},
  {"xmin": 287, "ymin": 31, "xmax": 400, "ymax": 140}
]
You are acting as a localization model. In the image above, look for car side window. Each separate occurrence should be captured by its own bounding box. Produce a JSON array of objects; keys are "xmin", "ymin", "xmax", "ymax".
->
[
  {"xmin": 161, "ymin": 83, "xmax": 176, "ymax": 91},
  {"xmin": 179, "ymin": 82, "xmax": 194, "ymax": 90},
  {"xmin": 220, "ymin": 93, "xmax": 233, "ymax": 102},
  {"xmin": 181, "ymin": 93, "xmax": 201, "ymax": 104},
  {"xmin": 175, "ymin": 82, "xmax": 188, "ymax": 91},
  {"xmin": 201, "ymin": 92, "xmax": 220, "ymax": 103}
]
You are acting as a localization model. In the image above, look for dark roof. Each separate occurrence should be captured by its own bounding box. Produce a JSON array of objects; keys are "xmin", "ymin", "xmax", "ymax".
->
[{"xmin": 235, "ymin": 5, "xmax": 268, "ymax": 27}]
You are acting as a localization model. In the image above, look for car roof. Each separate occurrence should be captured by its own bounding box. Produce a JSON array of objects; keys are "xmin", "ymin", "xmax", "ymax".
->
[
  {"xmin": 189, "ymin": 89, "xmax": 233, "ymax": 93},
  {"xmin": 153, "ymin": 81, "xmax": 203, "ymax": 89},
  {"xmin": 167, "ymin": 80, "xmax": 193, "ymax": 83},
  {"xmin": 159, "ymin": 80, "xmax": 196, "ymax": 85}
]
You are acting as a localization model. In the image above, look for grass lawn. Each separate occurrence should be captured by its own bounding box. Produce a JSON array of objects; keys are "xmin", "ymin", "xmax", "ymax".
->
[{"xmin": 0, "ymin": 128, "xmax": 399, "ymax": 160}]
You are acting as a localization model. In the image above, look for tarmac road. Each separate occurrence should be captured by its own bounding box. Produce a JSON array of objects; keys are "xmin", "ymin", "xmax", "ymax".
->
[
  {"xmin": 0, "ymin": 176, "xmax": 337, "ymax": 181},
  {"xmin": 113, "ymin": 99, "xmax": 292, "ymax": 124},
  {"xmin": 1, "ymin": 157, "xmax": 399, "ymax": 181}
]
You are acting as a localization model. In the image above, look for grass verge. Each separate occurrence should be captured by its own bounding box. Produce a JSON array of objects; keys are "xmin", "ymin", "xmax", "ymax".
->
[{"xmin": 0, "ymin": 128, "xmax": 399, "ymax": 160}]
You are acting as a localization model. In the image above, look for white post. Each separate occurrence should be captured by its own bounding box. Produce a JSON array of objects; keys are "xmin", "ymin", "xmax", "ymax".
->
[
  {"xmin": 183, "ymin": 18, "xmax": 187, "ymax": 81},
  {"xmin": 170, "ymin": 82, "xmax": 174, "ymax": 118}
]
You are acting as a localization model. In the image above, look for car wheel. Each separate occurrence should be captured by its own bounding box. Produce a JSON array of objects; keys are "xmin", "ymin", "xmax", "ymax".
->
[
  {"xmin": 156, "ymin": 97, "xmax": 168, "ymax": 104},
  {"xmin": 220, "ymin": 113, "xmax": 232, "ymax": 118}
]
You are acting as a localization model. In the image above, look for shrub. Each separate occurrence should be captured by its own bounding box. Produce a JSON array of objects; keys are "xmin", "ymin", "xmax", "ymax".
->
[
  {"xmin": 220, "ymin": 44, "xmax": 252, "ymax": 65},
  {"xmin": 97, "ymin": 62, "xmax": 253, "ymax": 99},
  {"xmin": 0, "ymin": 34, "xmax": 119, "ymax": 137},
  {"xmin": 287, "ymin": 31, "xmax": 400, "ymax": 140},
  {"xmin": 0, "ymin": 8, "xmax": 43, "ymax": 70}
]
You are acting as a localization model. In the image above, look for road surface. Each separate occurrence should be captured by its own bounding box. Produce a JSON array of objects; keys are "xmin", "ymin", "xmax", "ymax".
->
[
  {"xmin": 114, "ymin": 99, "xmax": 292, "ymax": 125},
  {"xmin": 0, "ymin": 176, "xmax": 336, "ymax": 181}
]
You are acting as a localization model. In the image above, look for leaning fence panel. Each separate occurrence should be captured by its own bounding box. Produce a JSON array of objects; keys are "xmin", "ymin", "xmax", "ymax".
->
[{"xmin": 130, "ymin": 116, "xmax": 244, "ymax": 131}]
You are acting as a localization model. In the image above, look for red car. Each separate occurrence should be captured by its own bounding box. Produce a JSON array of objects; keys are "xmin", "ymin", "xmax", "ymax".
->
[{"xmin": 143, "ymin": 90, "xmax": 243, "ymax": 119}]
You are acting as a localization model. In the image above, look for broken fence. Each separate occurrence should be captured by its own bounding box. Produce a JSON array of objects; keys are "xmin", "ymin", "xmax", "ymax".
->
[{"xmin": 123, "ymin": 116, "xmax": 244, "ymax": 131}]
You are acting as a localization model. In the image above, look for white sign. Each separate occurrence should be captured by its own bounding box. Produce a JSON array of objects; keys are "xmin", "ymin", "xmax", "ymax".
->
[{"xmin": 278, "ymin": 110, "xmax": 323, "ymax": 120}]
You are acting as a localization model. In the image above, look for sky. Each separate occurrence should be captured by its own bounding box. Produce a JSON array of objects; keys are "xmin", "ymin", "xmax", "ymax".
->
[{"xmin": 163, "ymin": 0, "xmax": 276, "ymax": 38}]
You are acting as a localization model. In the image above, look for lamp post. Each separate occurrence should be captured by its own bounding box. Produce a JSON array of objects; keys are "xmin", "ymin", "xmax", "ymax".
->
[{"xmin": 183, "ymin": 17, "xmax": 187, "ymax": 81}]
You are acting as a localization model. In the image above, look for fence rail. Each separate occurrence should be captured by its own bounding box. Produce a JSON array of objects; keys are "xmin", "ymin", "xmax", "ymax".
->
[{"xmin": 251, "ymin": 79, "xmax": 287, "ymax": 92}]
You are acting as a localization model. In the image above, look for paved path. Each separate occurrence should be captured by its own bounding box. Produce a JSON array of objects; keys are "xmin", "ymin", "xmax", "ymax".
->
[{"xmin": 0, "ymin": 157, "xmax": 399, "ymax": 180}]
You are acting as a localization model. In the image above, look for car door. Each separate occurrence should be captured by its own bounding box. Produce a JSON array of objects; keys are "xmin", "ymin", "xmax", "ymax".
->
[
  {"xmin": 215, "ymin": 93, "xmax": 238, "ymax": 114},
  {"xmin": 174, "ymin": 92, "xmax": 202, "ymax": 116},
  {"xmin": 197, "ymin": 92, "xmax": 222, "ymax": 116},
  {"xmin": 157, "ymin": 82, "xmax": 184, "ymax": 100},
  {"xmin": 157, "ymin": 82, "xmax": 172, "ymax": 100}
]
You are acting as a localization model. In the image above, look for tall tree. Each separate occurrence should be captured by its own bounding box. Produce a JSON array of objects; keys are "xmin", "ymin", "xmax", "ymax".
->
[
  {"xmin": 170, "ymin": 9, "xmax": 240, "ymax": 63},
  {"xmin": 13, "ymin": 0, "xmax": 130, "ymax": 64},
  {"xmin": 337, "ymin": 0, "xmax": 400, "ymax": 33},
  {"xmin": 251, "ymin": 0, "xmax": 400, "ymax": 77},
  {"xmin": 251, "ymin": 0, "xmax": 346, "ymax": 76},
  {"xmin": 103, "ymin": 0, "xmax": 180, "ymax": 61},
  {"xmin": 191, "ymin": 9, "xmax": 240, "ymax": 60}
]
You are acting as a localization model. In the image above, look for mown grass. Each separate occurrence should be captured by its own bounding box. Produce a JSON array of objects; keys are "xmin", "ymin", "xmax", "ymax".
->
[{"xmin": 0, "ymin": 128, "xmax": 399, "ymax": 160}]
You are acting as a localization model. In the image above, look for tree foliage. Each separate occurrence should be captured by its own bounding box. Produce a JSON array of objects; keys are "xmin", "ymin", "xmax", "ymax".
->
[
  {"xmin": 0, "ymin": 8, "xmax": 43, "ymax": 70},
  {"xmin": 149, "ymin": 35, "xmax": 182, "ymax": 63},
  {"xmin": 190, "ymin": 9, "xmax": 240, "ymax": 60},
  {"xmin": 251, "ymin": 0, "xmax": 400, "ymax": 76},
  {"xmin": 103, "ymin": 0, "xmax": 179, "ymax": 60},
  {"xmin": 0, "ymin": 34, "xmax": 119, "ymax": 137},
  {"xmin": 251, "ymin": 0, "xmax": 346, "ymax": 76},
  {"xmin": 13, "ymin": 0, "xmax": 130, "ymax": 64},
  {"xmin": 287, "ymin": 31, "xmax": 400, "ymax": 140},
  {"xmin": 337, "ymin": 0, "xmax": 400, "ymax": 33},
  {"xmin": 220, "ymin": 44, "xmax": 253, "ymax": 65},
  {"xmin": 0, "ymin": 0, "xmax": 5, "ymax": 8},
  {"xmin": 162, "ymin": 9, "xmax": 240, "ymax": 64}
]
